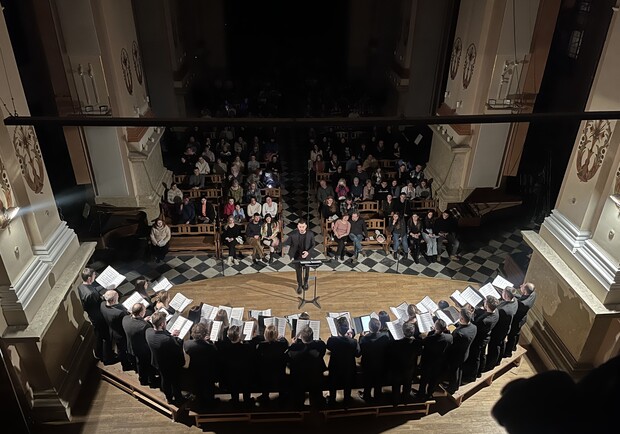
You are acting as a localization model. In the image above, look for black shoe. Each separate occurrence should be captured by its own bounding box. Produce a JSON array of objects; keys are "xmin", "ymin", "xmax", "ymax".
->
[
  {"xmin": 393, "ymin": 252, "xmax": 398, "ymax": 260},
  {"xmin": 268, "ymin": 256, "xmax": 273, "ymax": 263},
  {"xmin": 303, "ymin": 283, "xmax": 309, "ymax": 291},
  {"xmin": 296, "ymin": 286, "xmax": 302, "ymax": 295},
  {"xmin": 253, "ymin": 258, "xmax": 258, "ymax": 264}
]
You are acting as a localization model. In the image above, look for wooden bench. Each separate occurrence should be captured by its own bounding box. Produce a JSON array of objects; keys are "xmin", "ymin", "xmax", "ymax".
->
[
  {"xmin": 204, "ymin": 174, "xmax": 223, "ymax": 187},
  {"xmin": 181, "ymin": 188, "xmax": 223, "ymax": 200},
  {"xmin": 379, "ymin": 159, "xmax": 397, "ymax": 169},
  {"xmin": 358, "ymin": 200, "xmax": 380, "ymax": 218},
  {"xmin": 169, "ymin": 223, "xmax": 219, "ymax": 257},
  {"xmin": 316, "ymin": 172, "xmax": 332, "ymax": 183},
  {"xmin": 220, "ymin": 220, "xmax": 282, "ymax": 258},
  {"xmin": 173, "ymin": 174, "xmax": 186, "ymax": 185},
  {"xmin": 409, "ymin": 199, "xmax": 438, "ymax": 214},
  {"xmin": 261, "ymin": 187, "xmax": 281, "ymax": 200},
  {"xmin": 323, "ymin": 218, "xmax": 391, "ymax": 255}
]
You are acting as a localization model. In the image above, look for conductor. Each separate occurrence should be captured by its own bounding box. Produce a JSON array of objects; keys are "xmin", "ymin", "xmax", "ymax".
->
[{"xmin": 283, "ymin": 218, "xmax": 316, "ymax": 295}]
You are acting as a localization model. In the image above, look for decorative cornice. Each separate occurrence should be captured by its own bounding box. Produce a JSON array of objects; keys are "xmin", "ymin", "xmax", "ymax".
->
[
  {"xmin": 12, "ymin": 258, "xmax": 51, "ymax": 310},
  {"xmin": 575, "ymin": 239, "xmax": 620, "ymax": 294},
  {"xmin": 542, "ymin": 209, "xmax": 591, "ymax": 253},
  {"xmin": 32, "ymin": 222, "xmax": 77, "ymax": 266}
]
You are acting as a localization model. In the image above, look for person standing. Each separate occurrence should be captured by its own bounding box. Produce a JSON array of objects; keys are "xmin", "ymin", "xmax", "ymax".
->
[
  {"xmin": 446, "ymin": 308, "xmax": 477, "ymax": 394},
  {"xmin": 326, "ymin": 317, "xmax": 360, "ymax": 406},
  {"xmin": 122, "ymin": 303, "xmax": 156, "ymax": 386},
  {"xmin": 78, "ymin": 268, "xmax": 113, "ymax": 364},
  {"xmin": 145, "ymin": 312, "xmax": 185, "ymax": 405},
  {"xmin": 485, "ymin": 288, "xmax": 518, "ymax": 370},
  {"xmin": 462, "ymin": 296, "xmax": 500, "ymax": 383},
  {"xmin": 100, "ymin": 290, "xmax": 131, "ymax": 370},
  {"xmin": 504, "ymin": 283, "xmax": 536, "ymax": 357},
  {"xmin": 283, "ymin": 219, "xmax": 316, "ymax": 295}
]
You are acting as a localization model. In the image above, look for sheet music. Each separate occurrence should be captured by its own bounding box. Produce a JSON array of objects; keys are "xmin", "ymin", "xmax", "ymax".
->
[
  {"xmin": 217, "ymin": 305, "xmax": 233, "ymax": 319},
  {"xmin": 95, "ymin": 266, "xmax": 126, "ymax": 289},
  {"xmin": 451, "ymin": 290, "xmax": 468, "ymax": 307},
  {"xmin": 492, "ymin": 275, "xmax": 515, "ymax": 290},
  {"xmin": 285, "ymin": 313, "xmax": 300, "ymax": 325},
  {"xmin": 231, "ymin": 307, "xmax": 244, "ymax": 321},
  {"xmin": 479, "ymin": 283, "xmax": 501, "ymax": 299},
  {"xmin": 169, "ymin": 293, "xmax": 193, "ymax": 312},
  {"xmin": 435, "ymin": 309, "xmax": 457, "ymax": 326},
  {"xmin": 168, "ymin": 316, "xmax": 193, "ymax": 339},
  {"xmin": 360, "ymin": 315, "xmax": 371, "ymax": 332},
  {"xmin": 265, "ymin": 317, "xmax": 287, "ymax": 338},
  {"xmin": 242, "ymin": 321, "xmax": 255, "ymax": 341},
  {"xmin": 416, "ymin": 312, "xmax": 435, "ymax": 334},
  {"xmin": 386, "ymin": 320, "xmax": 404, "ymax": 340},
  {"xmin": 152, "ymin": 278, "xmax": 173, "ymax": 292},
  {"xmin": 209, "ymin": 320, "xmax": 222, "ymax": 341},
  {"xmin": 201, "ymin": 304, "xmax": 216, "ymax": 320},
  {"xmin": 158, "ymin": 307, "xmax": 172, "ymax": 323},
  {"xmin": 230, "ymin": 318, "xmax": 243, "ymax": 327},
  {"xmin": 328, "ymin": 312, "xmax": 353, "ymax": 327},
  {"xmin": 250, "ymin": 309, "xmax": 272, "ymax": 319},
  {"xmin": 325, "ymin": 317, "xmax": 338, "ymax": 337},
  {"xmin": 419, "ymin": 296, "xmax": 439, "ymax": 313},
  {"xmin": 121, "ymin": 292, "xmax": 149, "ymax": 311},
  {"xmin": 415, "ymin": 302, "xmax": 428, "ymax": 314},
  {"xmin": 390, "ymin": 304, "xmax": 409, "ymax": 321},
  {"xmin": 462, "ymin": 286, "xmax": 484, "ymax": 307}
]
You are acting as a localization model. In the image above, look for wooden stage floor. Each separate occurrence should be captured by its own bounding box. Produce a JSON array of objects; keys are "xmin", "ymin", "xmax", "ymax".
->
[{"xmin": 169, "ymin": 271, "xmax": 476, "ymax": 341}]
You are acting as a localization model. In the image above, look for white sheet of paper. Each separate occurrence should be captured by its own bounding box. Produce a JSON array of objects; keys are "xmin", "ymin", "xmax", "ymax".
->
[
  {"xmin": 231, "ymin": 307, "xmax": 244, "ymax": 321},
  {"xmin": 95, "ymin": 266, "xmax": 126, "ymax": 289},
  {"xmin": 492, "ymin": 275, "xmax": 515, "ymax": 290},
  {"xmin": 121, "ymin": 292, "xmax": 149, "ymax": 311},
  {"xmin": 325, "ymin": 317, "xmax": 338, "ymax": 337},
  {"xmin": 242, "ymin": 321, "xmax": 255, "ymax": 341},
  {"xmin": 416, "ymin": 312, "xmax": 434, "ymax": 334},
  {"xmin": 209, "ymin": 321, "xmax": 222, "ymax": 341},
  {"xmin": 169, "ymin": 316, "xmax": 193, "ymax": 339},
  {"xmin": 462, "ymin": 286, "xmax": 484, "ymax": 307},
  {"xmin": 158, "ymin": 307, "xmax": 172, "ymax": 322},
  {"xmin": 420, "ymin": 296, "xmax": 439, "ymax": 313},
  {"xmin": 451, "ymin": 290, "xmax": 468, "ymax": 307},
  {"xmin": 386, "ymin": 320, "xmax": 404, "ymax": 340},
  {"xmin": 415, "ymin": 302, "xmax": 428, "ymax": 314},
  {"xmin": 360, "ymin": 315, "xmax": 371, "ymax": 332},
  {"xmin": 250, "ymin": 309, "xmax": 272, "ymax": 319},
  {"xmin": 152, "ymin": 278, "xmax": 173, "ymax": 292},
  {"xmin": 479, "ymin": 283, "xmax": 501, "ymax": 299},
  {"xmin": 201, "ymin": 304, "xmax": 215, "ymax": 320},
  {"xmin": 435, "ymin": 309, "xmax": 457, "ymax": 325},
  {"xmin": 169, "ymin": 293, "xmax": 193, "ymax": 312}
]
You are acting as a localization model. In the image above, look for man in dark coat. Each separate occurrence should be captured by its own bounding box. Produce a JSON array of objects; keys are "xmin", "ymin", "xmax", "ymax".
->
[
  {"xmin": 283, "ymin": 218, "xmax": 316, "ymax": 294},
  {"xmin": 287, "ymin": 326, "xmax": 327, "ymax": 408},
  {"xmin": 359, "ymin": 318, "xmax": 390, "ymax": 401},
  {"xmin": 417, "ymin": 319, "xmax": 453, "ymax": 400},
  {"xmin": 326, "ymin": 317, "xmax": 360, "ymax": 405},
  {"xmin": 100, "ymin": 289, "xmax": 131, "ymax": 370},
  {"xmin": 485, "ymin": 288, "xmax": 518, "ymax": 371},
  {"xmin": 145, "ymin": 312, "xmax": 186, "ymax": 404},
  {"xmin": 78, "ymin": 267, "xmax": 113, "ymax": 363},
  {"xmin": 386, "ymin": 322, "xmax": 423, "ymax": 404},
  {"xmin": 462, "ymin": 296, "xmax": 499, "ymax": 382},
  {"xmin": 446, "ymin": 308, "xmax": 477, "ymax": 393},
  {"xmin": 256, "ymin": 324, "xmax": 288, "ymax": 403},
  {"xmin": 504, "ymin": 283, "xmax": 536, "ymax": 357},
  {"xmin": 217, "ymin": 325, "xmax": 254, "ymax": 406},
  {"xmin": 183, "ymin": 322, "xmax": 218, "ymax": 407},
  {"xmin": 122, "ymin": 303, "xmax": 155, "ymax": 385}
]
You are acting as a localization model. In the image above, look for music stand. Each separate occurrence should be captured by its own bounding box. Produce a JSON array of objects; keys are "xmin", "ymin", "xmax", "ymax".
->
[{"xmin": 296, "ymin": 259, "xmax": 323, "ymax": 309}]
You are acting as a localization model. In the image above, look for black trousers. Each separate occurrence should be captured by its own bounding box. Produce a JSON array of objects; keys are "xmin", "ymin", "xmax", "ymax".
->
[
  {"xmin": 160, "ymin": 366, "xmax": 183, "ymax": 402},
  {"xmin": 485, "ymin": 337, "xmax": 506, "ymax": 370},
  {"xmin": 93, "ymin": 320, "xmax": 114, "ymax": 363},
  {"xmin": 293, "ymin": 263, "xmax": 310, "ymax": 286},
  {"xmin": 362, "ymin": 369, "xmax": 383, "ymax": 400},
  {"xmin": 447, "ymin": 360, "xmax": 465, "ymax": 392},
  {"xmin": 224, "ymin": 240, "xmax": 238, "ymax": 258},
  {"xmin": 463, "ymin": 339, "xmax": 489, "ymax": 381},
  {"xmin": 505, "ymin": 319, "xmax": 526, "ymax": 357},
  {"xmin": 335, "ymin": 236, "xmax": 347, "ymax": 258},
  {"xmin": 135, "ymin": 352, "xmax": 156, "ymax": 385}
]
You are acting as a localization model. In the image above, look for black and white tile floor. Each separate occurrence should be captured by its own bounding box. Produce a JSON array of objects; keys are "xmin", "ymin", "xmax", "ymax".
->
[{"xmin": 110, "ymin": 164, "xmax": 537, "ymax": 293}]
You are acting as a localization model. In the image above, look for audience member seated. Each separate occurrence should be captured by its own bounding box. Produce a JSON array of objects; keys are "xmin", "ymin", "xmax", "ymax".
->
[
  {"xmin": 335, "ymin": 178, "xmax": 349, "ymax": 201},
  {"xmin": 327, "ymin": 317, "xmax": 360, "ymax": 406},
  {"xmin": 349, "ymin": 212, "xmax": 367, "ymax": 261},
  {"xmin": 122, "ymin": 303, "xmax": 156, "ymax": 386},
  {"xmin": 228, "ymin": 179, "xmax": 244, "ymax": 204},
  {"xmin": 410, "ymin": 164, "xmax": 425, "ymax": 186},
  {"xmin": 167, "ymin": 183, "xmax": 183, "ymax": 205},
  {"xmin": 332, "ymin": 214, "xmax": 351, "ymax": 261},
  {"xmin": 389, "ymin": 212, "xmax": 408, "ymax": 260},
  {"xmin": 340, "ymin": 196, "xmax": 358, "ymax": 216},
  {"xmin": 150, "ymin": 219, "xmax": 171, "ymax": 263},
  {"xmin": 390, "ymin": 179, "xmax": 401, "ymax": 198},
  {"xmin": 407, "ymin": 213, "xmax": 423, "ymax": 263},
  {"xmin": 435, "ymin": 210, "xmax": 460, "ymax": 261},
  {"xmin": 416, "ymin": 319, "xmax": 453, "ymax": 401},
  {"xmin": 245, "ymin": 182, "xmax": 262, "ymax": 203},
  {"xmin": 262, "ymin": 195, "xmax": 278, "ymax": 218},
  {"xmin": 322, "ymin": 196, "xmax": 340, "ymax": 221},
  {"xmin": 247, "ymin": 154, "xmax": 260, "ymax": 173},
  {"xmin": 100, "ymin": 289, "xmax": 132, "ymax": 371},
  {"xmin": 415, "ymin": 179, "xmax": 431, "ymax": 199},
  {"xmin": 232, "ymin": 203, "xmax": 246, "ymax": 223},
  {"xmin": 350, "ymin": 177, "xmax": 364, "ymax": 201},
  {"xmin": 223, "ymin": 197, "xmax": 235, "ymax": 217},
  {"xmin": 353, "ymin": 164, "xmax": 369, "ymax": 184},
  {"xmin": 362, "ymin": 179, "xmax": 375, "ymax": 200},
  {"xmin": 288, "ymin": 326, "xmax": 327, "ymax": 409},
  {"xmin": 261, "ymin": 214, "xmax": 280, "ymax": 263},
  {"xmin": 197, "ymin": 197, "xmax": 217, "ymax": 223},
  {"xmin": 256, "ymin": 324, "xmax": 288, "ymax": 403},
  {"xmin": 359, "ymin": 318, "xmax": 390, "ymax": 402},
  {"xmin": 222, "ymin": 216, "xmax": 242, "ymax": 265},
  {"xmin": 178, "ymin": 197, "xmax": 196, "ymax": 224},
  {"xmin": 247, "ymin": 213, "xmax": 265, "ymax": 263},
  {"xmin": 188, "ymin": 168, "xmax": 205, "ymax": 189},
  {"xmin": 422, "ymin": 210, "xmax": 438, "ymax": 261},
  {"xmin": 145, "ymin": 312, "xmax": 185, "ymax": 405}
]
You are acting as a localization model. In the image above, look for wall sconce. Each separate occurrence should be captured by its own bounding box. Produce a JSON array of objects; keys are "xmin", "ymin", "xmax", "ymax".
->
[
  {"xmin": 0, "ymin": 207, "xmax": 20, "ymax": 229},
  {"xmin": 610, "ymin": 194, "xmax": 620, "ymax": 209}
]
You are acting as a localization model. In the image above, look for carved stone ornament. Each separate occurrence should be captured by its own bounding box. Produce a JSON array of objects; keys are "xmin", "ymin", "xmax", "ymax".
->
[
  {"xmin": 450, "ymin": 37, "xmax": 462, "ymax": 80},
  {"xmin": 121, "ymin": 47, "xmax": 133, "ymax": 95},
  {"xmin": 13, "ymin": 125, "xmax": 45, "ymax": 194},
  {"xmin": 462, "ymin": 43, "xmax": 476, "ymax": 89},
  {"xmin": 614, "ymin": 164, "xmax": 620, "ymax": 194},
  {"xmin": 0, "ymin": 158, "xmax": 14, "ymax": 209},
  {"xmin": 575, "ymin": 120, "xmax": 612, "ymax": 182},
  {"xmin": 132, "ymin": 41, "xmax": 143, "ymax": 85}
]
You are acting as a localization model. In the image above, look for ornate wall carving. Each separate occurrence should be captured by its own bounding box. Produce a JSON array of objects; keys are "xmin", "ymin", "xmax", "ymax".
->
[
  {"xmin": 132, "ymin": 41, "xmax": 143, "ymax": 85},
  {"xmin": 450, "ymin": 37, "xmax": 462, "ymax": 80},
  {"xmin": 575, "ymin": 120, "xmax": 612, "ymax": 182},
  {"xmin": 462, "ymin": 43, "xmax": 476, "ymax": 89},
  {"xmin": 12, "ymin": 125, "xmax": 45, "ymax": 194},
  {"xmin": 0, "ymin": 157, "xmax": 14, "ymax": 209},
  {"xmin": 121, "ymin": 47, "xmax": 133, "ymax": 95},
  {"xmin": 615, "ymin": 164, "xmax": 620, "ymax": 194}
]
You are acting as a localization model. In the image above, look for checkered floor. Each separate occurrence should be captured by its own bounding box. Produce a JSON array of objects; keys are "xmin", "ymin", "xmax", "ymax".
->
[{"xmin": 109, "ymin": 163, "xmax": 537, "ymax": 293}]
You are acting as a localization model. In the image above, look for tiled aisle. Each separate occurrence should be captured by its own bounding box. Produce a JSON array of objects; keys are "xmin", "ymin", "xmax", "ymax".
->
[{"xmin": 110, "ymin": 163, "xmax": 536, "ymax": 293}]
